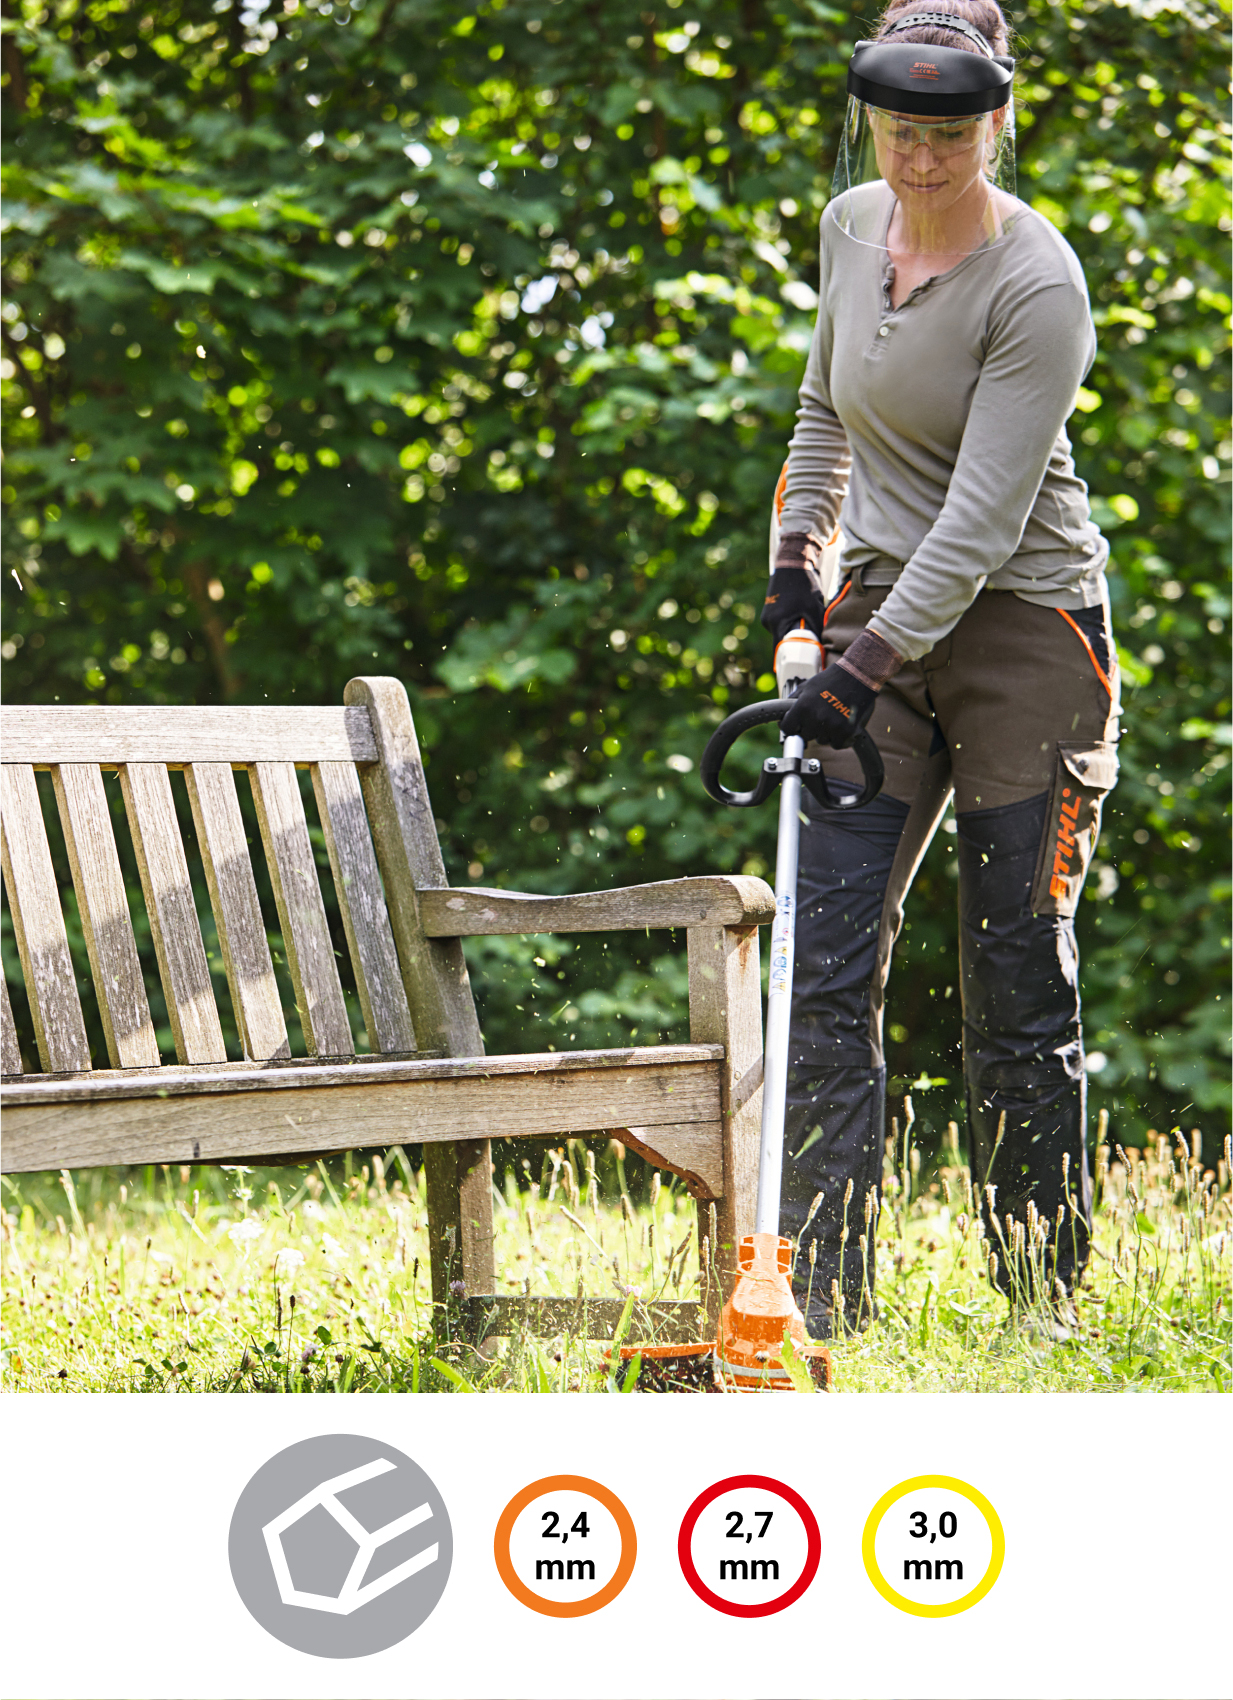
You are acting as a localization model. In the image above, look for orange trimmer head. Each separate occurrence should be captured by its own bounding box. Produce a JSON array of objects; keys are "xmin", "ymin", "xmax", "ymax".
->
[
  {"xmin": 609, "ymin": 1232, "xmax": 831, "ymax": 1392},
  {"xmin": 714, "ymin": 1232, "xmax": 831, "ymax": 1390}
]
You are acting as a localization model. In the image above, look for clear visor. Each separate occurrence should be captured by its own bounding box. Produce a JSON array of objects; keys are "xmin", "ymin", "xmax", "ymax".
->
[{"xmin": 830, "ymin": 94, "xmax": 1018, "ymax": 256}]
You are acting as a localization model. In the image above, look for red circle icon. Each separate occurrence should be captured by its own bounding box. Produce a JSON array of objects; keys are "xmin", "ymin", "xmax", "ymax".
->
[{"xmin": 678, "ymin": 1474, "xmax": 821, "ymax": 1618}]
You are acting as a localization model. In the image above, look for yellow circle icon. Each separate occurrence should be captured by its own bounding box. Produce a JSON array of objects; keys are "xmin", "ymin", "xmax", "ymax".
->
[{"xmin": 862, "ymin": 1475, "xmax": 1004, "ymax": 1618}]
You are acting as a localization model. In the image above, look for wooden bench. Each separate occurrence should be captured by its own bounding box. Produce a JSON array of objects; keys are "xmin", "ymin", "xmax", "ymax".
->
[{"xmin": 1, "ymin": 677, "xmax": 773, "ymax": 1333}]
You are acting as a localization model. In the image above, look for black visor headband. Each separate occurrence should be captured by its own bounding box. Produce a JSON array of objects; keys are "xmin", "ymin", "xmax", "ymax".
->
[{"xmin": 848, "ymin": 38, "xmax": 1014, "ymax": 116}]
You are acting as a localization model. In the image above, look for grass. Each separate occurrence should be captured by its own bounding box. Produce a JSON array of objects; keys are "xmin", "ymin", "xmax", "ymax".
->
[{"xmin": 2, "ymin": 1115, "xmax": 1228, "ymax": 1394}]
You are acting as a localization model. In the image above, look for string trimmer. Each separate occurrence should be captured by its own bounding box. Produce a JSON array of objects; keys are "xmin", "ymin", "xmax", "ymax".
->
[{"xmin": 609, "ymin": 626, "xmax": 883, "ymax": 1391}]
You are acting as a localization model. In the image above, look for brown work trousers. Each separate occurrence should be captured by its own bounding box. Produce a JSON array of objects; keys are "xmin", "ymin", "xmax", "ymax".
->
[{"xmin": 782, "ymin": 576, "xmax": 1120, "ymax": 1322}]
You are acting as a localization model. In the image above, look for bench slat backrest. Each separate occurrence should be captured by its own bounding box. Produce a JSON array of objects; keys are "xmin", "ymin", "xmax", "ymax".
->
[
  {"xmin": 51, "ymin": 762, "xmax": 161, "ymax": 1070},
  {"xmin": 183, "ymin": 762, "xmax": 290, "ymax": 1064},
  {"xmin": 312, "ymin": 759, "xmax": 415, "ymax": 1056},
  {"xmin": 1, "ymin": 974, "xmax": 19, "ymax": 1075},
  {"xmin": 250, "ymin": 759, "xmax": 354, "ymax": 1059},
  {"xmin": 1, "ymin": 763, "xmax": 93, "ymax": 1073},
  {"xmin": 1, "ymin": 680, "xmax": 479, "ymax": 1076},
  {"xmin": 120, "ymin": 761, "xmax": 229, "ymax": 1065}
]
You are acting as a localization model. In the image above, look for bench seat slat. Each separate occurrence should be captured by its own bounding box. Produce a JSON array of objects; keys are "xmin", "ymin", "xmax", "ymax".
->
[
  {"xmin": 0, "ymin": 1048, "xmax": 724, "ymax": 1172},
  {"xmin": 0, "ymin": 764, "xmax": 92, "ymax": 1073},
  {"xmin": 3, "ymin": 705, "xmax": 377, "ymax": 766},
  {"xmin": 312, "ymin": 760, "xmax": 415, "ymax": 1055},
  {"xmin": 119, "ymin": 763, "xmax": 227, "ymax": 1065},
  {"xmin": 250, "ymin": 761, "xmax": 353, "ymax": 1059},
  {"xmin": 1, "ymin": 1042, "xmax": 722, "ymax": 1099},
  {"xmin": 184, "ymin": 762, "xmax": 290, "ymax": 1062},
  {"xmin": 51, "ymin": 764, "xmax": 160, "ymax": 1070}
]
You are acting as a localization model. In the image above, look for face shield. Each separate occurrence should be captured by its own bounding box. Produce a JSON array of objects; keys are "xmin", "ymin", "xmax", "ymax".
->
[{"xmin": 831, "ymin": 35, "xmax": 1017, "ymax": 257}]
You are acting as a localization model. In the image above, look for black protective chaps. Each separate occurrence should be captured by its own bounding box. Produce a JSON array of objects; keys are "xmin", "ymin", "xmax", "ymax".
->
[{"xmin": 780, "ymin": 784, "xmax": 1092, "ymax": 1331}]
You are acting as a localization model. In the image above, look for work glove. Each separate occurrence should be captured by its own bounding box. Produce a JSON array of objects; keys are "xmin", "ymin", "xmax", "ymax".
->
[
  {"xmin": 779, "ymin": 627, "xmax": 904, "ymax": 749},
  {"xmin": 760, "ymin": 568, "xmax": 825, "ymax": 648},
  {"xmin": 779, "ymin": 661, "xmax": 877, "ymax": 748},
  {"xmin": 760, "ymin": 532, "xmax": 828, "ymax": 646}
]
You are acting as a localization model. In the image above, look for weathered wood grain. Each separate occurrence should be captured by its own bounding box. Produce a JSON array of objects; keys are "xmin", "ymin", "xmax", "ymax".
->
[
  {"xmin": 0, "ymin": 763, "xmax": 92, "ymax": 1074},
  {"xmin": 183, "ymin": 762, "xmax": 290, "ymax": 1063},
  {"xmin": 688, "ymin": 924, "xmax": 764, "ymax": 1312},
  {"xmin": 5, "ymin": 705, "xmax": 377, "ymax": 766},
  {"xmin": 1, "ymin": 973, "xmax": 22, "ymax": 1075},
  {"xmin": 0, "ymin": 1051, "xmax": 723, "ymax": 1171},
  {"xmin": 4, "ymin": 679, "xmax": 765, "ymax": 1327},
  {"xmin": 311, "ymin": 760, "xmax": 415, "ymax": 1055},
  {"xmin": 50, "ymin": 763, "xmax": 160, "ymax": 1070},
  {"xmin": 343, "ymin": 678, "xmax": 482, "ymax": 1057},
  {"xmin": 249, "ymin": 760, "xmax": 353, "ymax": 1059},
  {"xmin": 344, "ymin": 677, "xmax": 490, "ymax": 1304},
  {"xmin": 424, "ymin": 1138, "xmax": 495, "ymax": 1308},
  {"xmin": 1, "ymin": 1043, "xmax": 722, "ymax": 1102},
  {"xmin": 119, "ymin": 763, "xmax": 226, "ymax": 1065},
  {"xmin": 419, "ymin": 874, "xmax": 777, "ymax": 938},
  {"xmin": 613, "ymin": 1121, "xmax": 724, "ymax": 1200}
]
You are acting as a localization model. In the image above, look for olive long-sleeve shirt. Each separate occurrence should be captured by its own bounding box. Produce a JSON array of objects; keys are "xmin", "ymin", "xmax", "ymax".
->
[{"xmin": 777, "ymin": 189, "xmax": 1108, "ymax": 662}]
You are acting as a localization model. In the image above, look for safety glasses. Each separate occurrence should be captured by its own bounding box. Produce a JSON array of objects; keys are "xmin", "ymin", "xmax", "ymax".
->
[{"xmin": 869, "ymin": 111, "xmax": 990, "ymax": 157}]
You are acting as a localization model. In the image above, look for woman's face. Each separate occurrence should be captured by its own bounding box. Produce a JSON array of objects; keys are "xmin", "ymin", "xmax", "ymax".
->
[{"xmin": 871, "ymin": 109, "xmax": 1002, "ymax": 220}]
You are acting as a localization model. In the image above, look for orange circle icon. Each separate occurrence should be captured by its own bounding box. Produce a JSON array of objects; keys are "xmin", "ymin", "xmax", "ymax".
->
[{"xmin": 494, "ymin": 1475, "xmax": 636, "ymax": 1618}]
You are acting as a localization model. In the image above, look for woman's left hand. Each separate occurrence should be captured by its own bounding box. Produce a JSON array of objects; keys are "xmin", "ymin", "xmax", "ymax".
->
[{"xmin": 780, "ymin": 661, "xmax": 878, "ymax": 748}]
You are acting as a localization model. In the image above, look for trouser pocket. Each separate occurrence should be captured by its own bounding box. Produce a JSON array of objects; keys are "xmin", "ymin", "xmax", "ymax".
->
[{"xmin": 1030, "ymin": 740, "xmax": 1119, "ymax": 918}]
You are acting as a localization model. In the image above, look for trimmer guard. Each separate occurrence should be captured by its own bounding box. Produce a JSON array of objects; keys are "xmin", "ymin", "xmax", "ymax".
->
[{"xmin": 716, "ymin": 1233, "xmax": 832, "ymax": 1391}]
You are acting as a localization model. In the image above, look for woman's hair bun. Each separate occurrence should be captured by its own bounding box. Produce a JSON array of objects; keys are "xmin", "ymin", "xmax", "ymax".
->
[{"xmin": 873, "ymin": 0, "xmax": 1010, "ymax": 58}]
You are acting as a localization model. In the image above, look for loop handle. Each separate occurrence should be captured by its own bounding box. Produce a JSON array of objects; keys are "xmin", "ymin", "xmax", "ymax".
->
[{"xmin": 700, "ymin": 700, "xmax": 884, "ymax": 810}]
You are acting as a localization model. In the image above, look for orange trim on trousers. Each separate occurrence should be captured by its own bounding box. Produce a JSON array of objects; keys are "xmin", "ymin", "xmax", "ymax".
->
[
  {"xmin": 1056, "ymin": 607, "xmax": 1113, "ymax": 697},
  {"xmin": 823, "ymin": 580, "xmax": 851, "ymax": 627}
]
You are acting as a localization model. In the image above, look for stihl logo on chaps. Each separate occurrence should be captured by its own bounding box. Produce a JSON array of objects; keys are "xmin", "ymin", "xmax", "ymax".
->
[{"xmin": 1049, "ymin": 786, "xmax": 1083, "ymax": 900}]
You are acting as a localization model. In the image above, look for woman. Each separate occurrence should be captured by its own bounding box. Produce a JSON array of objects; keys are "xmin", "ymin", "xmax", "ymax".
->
[{"xmin": 761, "ymin": 0, "xmax": 1119, "ymax": 1335}]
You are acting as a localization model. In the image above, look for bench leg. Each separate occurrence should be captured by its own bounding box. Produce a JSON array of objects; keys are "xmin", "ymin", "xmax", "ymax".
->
[
  {"xmin": 424, "ymin": 1139, "xmax": 495, "ymax": 1325},
  {"xmin": 687, "ymin": 924, "xmax": 763, "ymax": 1323}
]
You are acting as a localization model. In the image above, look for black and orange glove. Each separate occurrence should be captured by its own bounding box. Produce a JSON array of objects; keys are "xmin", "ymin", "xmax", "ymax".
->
[
  {"xmin": 779, "ymin": 662, "xmax": 876, "ymax": 748},
  {"xmin": 760, "ymin": 569, "xmax": 824, "ymax": 648},
  {"xmin": 760, "ymin": 532, "xmax": 827, "ymax": 647},
  {"xmin": 779, "ymin": 627, "xmax": 903, "ymax": 749}
]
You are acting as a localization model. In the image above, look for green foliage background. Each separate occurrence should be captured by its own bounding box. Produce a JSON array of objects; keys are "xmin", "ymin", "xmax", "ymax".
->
[{"xmin": 2, "ymin": 0, "xmax": 1229, "ymax": 1156}]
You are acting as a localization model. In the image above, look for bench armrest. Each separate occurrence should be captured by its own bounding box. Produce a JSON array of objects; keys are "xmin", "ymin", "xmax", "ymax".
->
[{"xmin": 418, "ymin": 875, "xmax": 775, "ymax": 937}]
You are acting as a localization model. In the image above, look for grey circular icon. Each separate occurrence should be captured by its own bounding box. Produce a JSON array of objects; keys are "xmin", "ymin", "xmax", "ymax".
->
[{"xmin": 228, "ymin": 1433, "xmax": 453, "ymax": 1658}]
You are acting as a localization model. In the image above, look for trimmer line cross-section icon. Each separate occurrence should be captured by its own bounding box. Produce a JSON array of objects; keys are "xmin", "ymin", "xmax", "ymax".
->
[{"xmin": 262, "ymin": 1458, "xmax": 439, "ymax": 1616}]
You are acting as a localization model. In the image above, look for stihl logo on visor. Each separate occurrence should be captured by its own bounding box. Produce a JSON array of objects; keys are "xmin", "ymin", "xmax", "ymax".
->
[{"xmin": 910, "ymin": 60, "xmax": 940, "ymax": 76}]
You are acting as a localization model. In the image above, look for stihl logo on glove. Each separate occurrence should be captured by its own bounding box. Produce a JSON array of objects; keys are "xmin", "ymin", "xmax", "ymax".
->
[
  {"xmin": 1049, "ymin": 788, "xmax": 1082, "ymax": 900},
  {"xmin": 820, "ymin": 689, "xmax": 854, "ymax": 721}
]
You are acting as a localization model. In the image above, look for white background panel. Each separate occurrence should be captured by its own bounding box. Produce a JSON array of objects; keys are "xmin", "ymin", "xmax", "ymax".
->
[{"xmin": 1, "ymin": 1392, "xmax": 1226, "ymax": 1699}]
